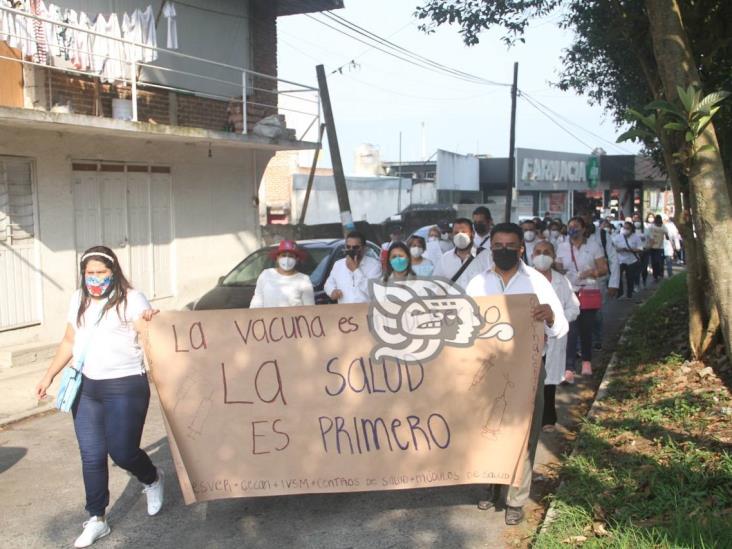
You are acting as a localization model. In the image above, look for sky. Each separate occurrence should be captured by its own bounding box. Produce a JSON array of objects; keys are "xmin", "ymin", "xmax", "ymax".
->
[{"xmin": 276, "ymin": 0, "xmax": 641, "ymax": 173}]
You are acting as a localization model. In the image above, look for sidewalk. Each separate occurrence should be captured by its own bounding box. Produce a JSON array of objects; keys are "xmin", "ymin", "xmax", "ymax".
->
[{"xmin": 0, "ymin": 359, "xmax": 59, "ymax": 426}]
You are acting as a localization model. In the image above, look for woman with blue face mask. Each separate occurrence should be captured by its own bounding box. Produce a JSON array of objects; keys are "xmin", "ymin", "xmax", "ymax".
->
[
  {"xmin": 383, "ymin": 241, "xmax": 415, "ymax": 282},
  {"xmin": 34, "ymin": 246, "xmax": 163, "ymax": 548}
]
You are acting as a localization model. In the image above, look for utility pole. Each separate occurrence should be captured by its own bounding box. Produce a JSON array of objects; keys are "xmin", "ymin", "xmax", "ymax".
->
[
  {"xmin": 298, "ymin": 123, "xmax": 326, "ymax": 225},
  {"xmin": 316, "ymin": 64, "xmax": 355, "ymax": 236},
  {"xmin": 505, "ymin": 62, "xmax": 518, "ymax": 223},
  {"xmin": 397, "ymin": 131, "xmax": 402, "ymax": 213}
]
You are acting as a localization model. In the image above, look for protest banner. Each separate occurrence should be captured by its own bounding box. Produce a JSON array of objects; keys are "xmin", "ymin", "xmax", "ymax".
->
[{"xmin": 145, "ymin": 285, "xmax": 543, "ymax": 505}]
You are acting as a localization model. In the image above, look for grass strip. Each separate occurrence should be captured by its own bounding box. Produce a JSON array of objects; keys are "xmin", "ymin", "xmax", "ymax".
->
[{"xmin": 533, "ymin": 273, "xmax": 732, "ymax": 549}]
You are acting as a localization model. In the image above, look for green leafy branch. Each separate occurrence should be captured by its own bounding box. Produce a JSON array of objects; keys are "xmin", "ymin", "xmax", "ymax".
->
[{"xmin": 617, "ymin": 85, "xmax": 729, "ymax": 173}]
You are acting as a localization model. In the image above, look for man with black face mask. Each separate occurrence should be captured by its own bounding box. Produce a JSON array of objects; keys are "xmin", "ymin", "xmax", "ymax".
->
[
  {"xmin": 324, "ymin": 231, "xmax": 382, "ymax": 303},
  {"xmin": 465, "ymin": 223, "xmax": 568, "ymax": 526},
  {"xmin": 472, "ymin": 206, "xmax": 493, "ymax": 250}
]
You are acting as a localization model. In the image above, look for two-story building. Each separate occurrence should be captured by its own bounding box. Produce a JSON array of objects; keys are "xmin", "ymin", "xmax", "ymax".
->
[{"xmin": 0, "ymin": 0, "xmax": 342, "ymax": 363}]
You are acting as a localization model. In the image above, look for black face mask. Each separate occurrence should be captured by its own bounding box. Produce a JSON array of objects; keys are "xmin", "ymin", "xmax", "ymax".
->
[
  {"xmin": 474, "ymin": 222, "xmax": 488, "ymax": 235},
  {"xmin": 493, "ymin": 248, "xmax": 520, "ymax": 271},
  {"xmin": 345, "ymin": 249, "xmax": 361, "ymax": 260}
]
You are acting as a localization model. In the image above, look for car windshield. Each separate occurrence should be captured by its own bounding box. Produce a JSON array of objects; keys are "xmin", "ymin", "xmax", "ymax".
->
[{"xmin": 221, "ymin": 246, "xmax": 332, "ymax": 286}]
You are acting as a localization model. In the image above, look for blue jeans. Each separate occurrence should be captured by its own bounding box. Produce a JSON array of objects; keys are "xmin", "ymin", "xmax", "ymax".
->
[{"xmin": 72, "ymin": 374, "xmax": 157, "ymax": 517}]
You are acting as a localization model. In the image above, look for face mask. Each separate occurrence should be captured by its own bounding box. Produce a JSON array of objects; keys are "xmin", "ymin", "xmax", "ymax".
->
[
  {"xmin": 622, "ymin": 228, "xmax": 631, "ymax": 236},
  {"xmin": 493, "ymin": 248, "xmax": 520, "ymax": 271},
  {"xmin": 389, "ymin": 256, "xmax": 409, "ymax": 273},
  {"xmin": 473, "ymin": 222, "xmax": 487, "ymax": 235},
  {"xmin": 428, "ymin": 236, "xmax": 438, "ymax": 243},
  {"xmin": 453, "ymin": 232, "xmax": 472, "ymax": 250},
  {"xmin": 634, "ymin": 221, "xmax": 642, "ymax": 229},
  {"xmin": 543, "ymin": 229, "xmax": 550, "ymax": 238},
  {"xmin": 278, "ymin": 256, "xmax": 296, "ymax": 271},
  {"xmin": 523, "ymin": 230, "xmax": 536, "ymax": 242},
  {"xmin": 568, "ymin": 227, "xmax": 582, "ymax": 239},
  {"xmin": 550, "ymin": 230, "xmax": 560, "ymax": 239},
  {"xmin": 345, "ymin": 248, "xmax": 361, "ymax": 260},
  {"xmin": 85, "ymin": 275, "xmax": 112, "ymax": 297},
  {"xmin": 410, "ymin": 246, "xmax": 424, "ymax": 258},
  {"xmin": 533, "ymin": 254, "xmax": 553, "ymax": 272}
]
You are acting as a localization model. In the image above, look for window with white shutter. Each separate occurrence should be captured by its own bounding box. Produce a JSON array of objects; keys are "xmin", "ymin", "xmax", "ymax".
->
[{"xmin": 0, "ymin": 157, "xmax": 41, "ymax": 331}]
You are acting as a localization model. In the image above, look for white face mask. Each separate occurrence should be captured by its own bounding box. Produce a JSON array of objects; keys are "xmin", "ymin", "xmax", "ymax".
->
[
  {"xmin": 542, "ymin": 229, "xmax": 550, "ymax": 238},
  {"xmin": 524, "ymin": 230, "xmax": 536, "ymax": 242},
  {"xmin": 428, "ymin": 236, "xmax": 439, "ymax": 242},
  {"xmin": 533, "ymin": 254, "xmax": 553, "ymax": 272},
  {"xmin": 453, "ymin": 232, "xmax": 472, "ymax": 250},
  {"xmin": 634, "ymin": 221, "xmax": 642, "ymax": 229},
  {"xmin": 278, "ymin": 256, "xmax": 296, "ymax": 271},
  {"xmin": 550, "ymin": 230, "xmax": 560, "ymax": 239},
  {"xmin": 622, "ymin": 228, "xmax": 631, "ymax": 236},
  {"xmin": 410, "ymin": 246, "xmax": 424, "ymax": 258}
]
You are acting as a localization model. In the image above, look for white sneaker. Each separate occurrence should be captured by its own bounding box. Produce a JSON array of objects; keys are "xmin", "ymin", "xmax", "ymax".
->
[
  {"xmin": 142, "ymin": 468, "xmax": 164, "ymax": 516},
  {"xmin": 74, "ymin": 516, "xmax": 110, "ymax": 548}
]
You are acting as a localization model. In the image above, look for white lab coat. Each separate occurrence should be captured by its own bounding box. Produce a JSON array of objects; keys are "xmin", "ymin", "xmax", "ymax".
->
[{"xmin": 545, "ymin": 270, "xmax": 580, "ymax": 385}]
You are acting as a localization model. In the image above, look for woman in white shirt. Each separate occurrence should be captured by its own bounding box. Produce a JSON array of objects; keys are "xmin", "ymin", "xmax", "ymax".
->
[
  {"xmin": 35, "ymin": 246, "xmax": 162, "ymax": 548},
  {"xmin": 407, "ymin": 235, "xmax": 434, "ymax": 277},
  {"xmin": 612, "ymin": 221, "xmax": 643, "ymax": 299},
  {"xmin": 532, "ymin": 241, "xmax": 580, "ymax": 429},
  {"xmin": 250, "ymin": 240, "xmax": 315, "ymax": 308},
  {"xmin": 555, "ymin": 216, "xmax": 608, "ymax": 380}
]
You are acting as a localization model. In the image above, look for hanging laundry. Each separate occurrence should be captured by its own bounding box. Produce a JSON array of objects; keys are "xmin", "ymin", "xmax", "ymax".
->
[
  {"xmin": 71, "ymin": 10, "xmax": 92, "ymax": 71},
  {"xmin": 162, "ymin": 1, "xmax": 177, "ymax": 49},
  {"xmin": 15, "ymin": 0, "xmax": 39, "ymax": 60},
  {"xmin": 121, "ymin": 8, "xmax": 144, "ymax": 64},
  {"xmin": 44, "ymin": 2, "xmax": 61, "ymax": 58},
  {"xmin": 0, "ymin": 0, "xmax": 16, "ymax": 47},
  {"xmin": 90, "ymin": 13, "xmax": 107, "ymax": 74},
  {"xmin": 30, "ymin": 0, "xmax": 48, "ymax": 64},
  {"xmin": 140, "ymin": 4, "xmax": 157, "ymax": 62},
  {"xmin": 100, "ymin": 12, "xmax": 124, "ymax": 81}
]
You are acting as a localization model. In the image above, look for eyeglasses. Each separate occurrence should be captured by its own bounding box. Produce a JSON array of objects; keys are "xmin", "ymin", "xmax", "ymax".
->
[{"xmin": 490, "ymin": 244, "xmax": 521, "ymax": 251}]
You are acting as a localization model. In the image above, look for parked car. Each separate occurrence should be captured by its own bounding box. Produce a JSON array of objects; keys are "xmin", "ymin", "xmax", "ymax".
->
[{"xmin": 192, "ymin": 238, "xmax": 381, "ymax": 310}]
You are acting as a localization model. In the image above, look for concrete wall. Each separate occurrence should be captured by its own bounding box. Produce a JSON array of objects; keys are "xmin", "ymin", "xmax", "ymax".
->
[
  {"xmin": 291, "ymin": 175, "xmax": 411, "ymax": 225},
  {"xmin": 435, "ymin": 150, "xmax": 479, "ymax": 191},
  {"xmin": 0, "ymin": 125, "xmax": 270, "ymax": 347}
]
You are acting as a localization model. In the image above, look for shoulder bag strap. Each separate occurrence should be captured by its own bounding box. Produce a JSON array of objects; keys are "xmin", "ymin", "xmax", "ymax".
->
[
  {"xmin": 624, "ymin": 236, "xmax": 641, "ymax": 261},
  {"xmin": 451, "ymin": 253, "xmax": 477, "ymax": 283},
  {"xmin": 569, "ymin": 243, "xmax": 579, "ymax": 272}
]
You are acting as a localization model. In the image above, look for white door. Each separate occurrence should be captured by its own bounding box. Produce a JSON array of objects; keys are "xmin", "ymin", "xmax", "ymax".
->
[
  {"xmin": 72, "ymin": 163, "xmax": 173, "ymax": 300},
  {"xmin": 0, "ymin": 157, "xmax": 41, "ymax": 331}
]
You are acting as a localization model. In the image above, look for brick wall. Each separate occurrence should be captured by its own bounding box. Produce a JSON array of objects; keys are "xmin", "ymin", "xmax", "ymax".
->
[{"xmin": 41, "ymin": 2, "xmax": 279, "ymax": 134}]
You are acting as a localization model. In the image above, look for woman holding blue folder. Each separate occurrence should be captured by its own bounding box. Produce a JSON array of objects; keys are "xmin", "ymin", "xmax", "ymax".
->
[{"xmin": 35, "ymin": 245, "xmax": 162, "ymax": 548}]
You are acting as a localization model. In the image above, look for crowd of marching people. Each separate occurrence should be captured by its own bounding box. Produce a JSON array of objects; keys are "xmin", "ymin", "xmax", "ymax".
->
[{"xmin": 35, "ymin": 205, "xmax": 682, "ymax": 546}]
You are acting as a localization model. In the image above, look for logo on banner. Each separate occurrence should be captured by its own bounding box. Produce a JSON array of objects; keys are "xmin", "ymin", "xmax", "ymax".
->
[{"xmin": 368, "ymin": 278, "xmax": 515, "ymax": 363}]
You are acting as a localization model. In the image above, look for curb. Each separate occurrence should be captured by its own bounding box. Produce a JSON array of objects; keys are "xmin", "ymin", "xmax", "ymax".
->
[
  {"xmin": 0, "ymin": 401, "xmax": 57, "ymax": 429},
  {"xmin": 538, "ymin": 292, "xmax": 647, "ymax": 535}
]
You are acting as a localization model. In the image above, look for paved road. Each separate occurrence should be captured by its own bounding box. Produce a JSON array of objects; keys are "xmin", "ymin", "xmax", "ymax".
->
[{"xmin": 0, "ymin": 280, "xmax": 661, "ymax": 549}]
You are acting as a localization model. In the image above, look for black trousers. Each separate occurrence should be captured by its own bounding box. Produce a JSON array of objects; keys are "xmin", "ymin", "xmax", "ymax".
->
[
  {"xmin": 542, "ymin": 384, "xmax": 557, "ymax": 426},
  {"xmin": 566, "ymin": 309, "xmax": 596, "ymax": 371},
  {"xmin": 619, "ymin": 262, "xmax": 639, "ymax": 298},
  {"xmin": 650, "ymin": 249, "xmax": 664, "ymax": 280}
]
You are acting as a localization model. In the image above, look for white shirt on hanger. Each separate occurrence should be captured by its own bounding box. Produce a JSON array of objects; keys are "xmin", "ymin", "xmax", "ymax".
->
[{"xmin": 162, "ymin": 0, "xmax": 177, "ymax": 49}]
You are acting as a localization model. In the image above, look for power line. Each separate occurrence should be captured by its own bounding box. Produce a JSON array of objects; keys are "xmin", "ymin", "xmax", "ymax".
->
[
  {"xmin": 303, "ymin": 13, "xmax": 509, "ymax": 87},
  {"xmin": 521, "ymin": 91, "xmax": 632, "ymax": 153},
  {"xmin": 322, "ymin": 11, "xmax": 510, "ymax": 87},
  {"xmin": 520, "ymin": 93, "xmax": 595, "ymax": 150}
]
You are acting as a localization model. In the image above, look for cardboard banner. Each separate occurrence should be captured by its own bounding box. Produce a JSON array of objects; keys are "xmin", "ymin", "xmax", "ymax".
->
[{"xmin": 146, "ymin": 292, "xmax": 542, "ymax": 504}]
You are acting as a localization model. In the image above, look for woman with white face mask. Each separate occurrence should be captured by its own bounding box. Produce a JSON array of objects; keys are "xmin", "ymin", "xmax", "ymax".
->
[
  {"xmin": 407, "ymin": 235, "xmax": 434, "ymax": 277},
  {"xmin": 532, "ymin": 241, "xmax": 580, "ymax": 424},
  {"xmin": 250, "ymin": 240, "xmax": 315, "ymax": 308}
]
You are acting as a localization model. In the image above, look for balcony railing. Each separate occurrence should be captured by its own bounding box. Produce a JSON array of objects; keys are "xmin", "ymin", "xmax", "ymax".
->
[{"xmin": 0, "ymin": 5, "xmax": 320, "ymax": 140}]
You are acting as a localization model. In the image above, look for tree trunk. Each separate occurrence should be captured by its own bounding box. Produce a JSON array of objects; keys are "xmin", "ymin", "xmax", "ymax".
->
[{"xmin": 646, "ymin": 0, "xmax": 732, "ymax": 360}]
